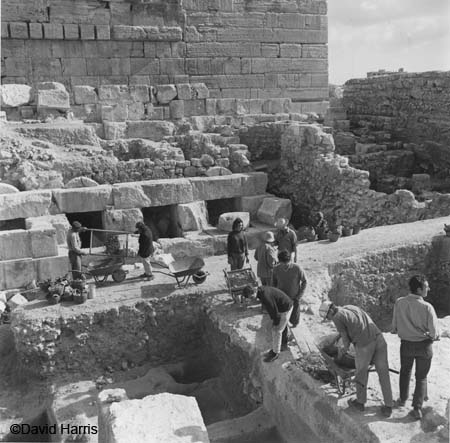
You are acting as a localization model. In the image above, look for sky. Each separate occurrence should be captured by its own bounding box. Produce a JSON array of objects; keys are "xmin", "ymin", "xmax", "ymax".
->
[{"xmin": 327, "ymin": 0, "xmax": 450, "ymax": 84}]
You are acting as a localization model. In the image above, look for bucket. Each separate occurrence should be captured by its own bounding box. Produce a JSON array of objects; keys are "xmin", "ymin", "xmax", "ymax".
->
[{"xmin": 88, "ymin": 283, "xmax": 96, "ymax": 299}]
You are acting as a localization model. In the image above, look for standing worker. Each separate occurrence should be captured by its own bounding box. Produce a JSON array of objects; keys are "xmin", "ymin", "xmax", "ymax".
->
[
  {"xmin": 273, "ymin": 250, "xmax": 307, "ymax": 327},
  {"xmin": 320, "ymin": 301, "xmax": 394, "ymax": 417},
  {"xmin": 242, "ymin": 285, "xmax": 293, "ymax": 362},
  {"xmin": 392, "ymin": 275, "xmax": 439, "ymax": 419},
  {"xmin": 227, "ymin": 218, "xmax": 249, "ymax": 270},
  {"xmin": 274, "ymin": 218, "xmax": 297, "ymax": 262},
  {"xmin": 254, "ymin": 231, "xmax": 278, "ymax": 285},
  {"xmin": 135, "ymin": 222, "xmax": 155, "ymax": 280},
  {"xmin": 67, "ymin": 221, "xmax": 86, "ymax": 280}
]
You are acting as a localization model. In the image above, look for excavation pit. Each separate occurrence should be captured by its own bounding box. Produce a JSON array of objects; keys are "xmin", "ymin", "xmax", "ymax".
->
[{"xmin": 3, "ymin": 217, "xmax": 450, "ymax": 443}]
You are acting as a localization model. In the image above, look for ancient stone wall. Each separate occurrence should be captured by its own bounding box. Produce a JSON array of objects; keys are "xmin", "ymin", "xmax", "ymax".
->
[
  {"xmin": 272, "ymin": 123, "xmax": 450, "ymax": 228},
  {"xmin": 342, "ymin": 71, "xmax": 450, "ymax": 174},
  {"xmin": 1, "ymin": 0, "xmax": 328, "ymax": 108}
]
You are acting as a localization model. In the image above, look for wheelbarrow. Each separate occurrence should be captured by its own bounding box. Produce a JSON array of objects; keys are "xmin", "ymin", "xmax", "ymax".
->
[
  {"xmin": 153, "ymin": 256, "xmax": 207, "ymax": 288},
  {"xmin": 223, "ymin": 267, "xmax": 258, "ymax": 304},
  {"xmin": 82, "ymin": 255, "xmax": 128, "ymax": 284}
]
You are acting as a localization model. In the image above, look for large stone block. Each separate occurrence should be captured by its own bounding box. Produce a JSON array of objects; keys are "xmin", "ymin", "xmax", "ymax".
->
[
  {"xmin": 240, "ymin": 172, "xmax": 268, "ymax": 196},
  {"xmin": 112, "ymin": 184, "xmax": 151, "ymax": 209},
  {"xmin": 140, "ymin": 179, "xmax": 194, "ymax": 206},
  {"xmin": 189, "ymin": 175, "xmax": 243, "ymax": 201},
  {"xmin": 29, "ymin": 228, "xmax": 58, "ymax": 258},
  {"xmin": 218, "ymin": 212, "xmax": 250, "ymax": 232},
  {"xmin": 155, "ymin": 84, "xmax": 177, "ymax": 104},
  {"xmin": 158, "ymin": 236, "xmax": 215, "ymax": 260},
  {"xmin": 73, "ymin": 86, "xmax": 98, "ymax": 105},
  {"xmin": 0, "ymin": 230, "xmax": 31, "ymax": 260},
  {"xmin": 257, "ymin": 197, "xmax": 292, "ymax": 226},
  {"xmin": 102, "ymin": 208, "xmax": 143, "ymax": 232},
  {"xmin": 176, "ymin": 201, "xmax": 209, "ymax": 231},
  {"xmin": 36, "ymin": 255, "xmax": 70, "ymax": 282},
  {"xmin": 99, "ymin": 393, "xmax": 209, "ymax": 443},
  {"xmin": 53, "ymin": 186, "xmax": 113, "ymax": 213},
  {"xmin": 26, "ymin": 214, "xmax": 70, "ymax": 245},
  {"xmin": 35, "ymin": 82, "xmax": 70, "ymax": 111},
  {"xmin": 237, "ymin": 194, "xmax": 273, "ymax": 219},
  {"xmin": 2, "ymin": 258, "xmax": 36, "ymax": 289},
  {"xmin": 65, "ymin": 177, "xmax": 99, "ymax": 188},
  {"xmin": 0, "ymin": 84, "xmax": 32, "ymax": 107},
  {"xmin": 126, "ymin": 121, "xmax": 175, "ymax": 141},
  {"xmin": 0, "ymin": 190, "xmax": 52, "ymax": 221},
  {"xmin": 0, "ymin": 183, "xmax": 19, "ymax": 194}
]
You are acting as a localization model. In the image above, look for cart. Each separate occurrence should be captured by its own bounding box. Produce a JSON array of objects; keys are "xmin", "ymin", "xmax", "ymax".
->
[
  {"xmin": 153, "ymin": 256, "xmax": 207, "ymax": 288},
  {"xmin": 81, "ymin": 228, "xmax": 131, "ymax": 284},
  {"xmin": 223, "ymin": 267, "xmax": 258, "ymax": 304},
  {"xmin": 319, "ymin": 349, "xmax": 357, "ymax": 395}
]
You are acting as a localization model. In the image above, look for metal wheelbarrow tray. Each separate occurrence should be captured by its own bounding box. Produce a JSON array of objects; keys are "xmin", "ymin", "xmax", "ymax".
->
[
  {"xmin": 153, "ymin": 256, "xmax": 207, "ymax": 288},
  {"xmin": 223, "ymin": 267, "xmax": 258, "ymax": 303},
  {"xmin": 83, "ymin": 255, "xmax": 128, "ymax": 284}
]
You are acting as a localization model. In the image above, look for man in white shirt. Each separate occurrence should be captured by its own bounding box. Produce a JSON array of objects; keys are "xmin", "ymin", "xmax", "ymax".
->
[{"xmin": 392, "ymin": 275, "xmax": 439, "ymax": 420}]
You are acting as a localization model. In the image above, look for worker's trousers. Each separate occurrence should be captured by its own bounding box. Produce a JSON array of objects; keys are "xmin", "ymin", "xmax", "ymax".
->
[{"xmin": 272, "ymin": 307, "xmax": 293, "ymax": 354}]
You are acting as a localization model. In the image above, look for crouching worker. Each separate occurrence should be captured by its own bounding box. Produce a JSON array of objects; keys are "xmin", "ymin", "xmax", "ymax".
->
[
  {"xmin": 319, "ymin": 301, "xmax": 393, "ymax": 417},
  {"xmin": 242, "ymin": 285, "xmax": 293, "ymax": 363}
]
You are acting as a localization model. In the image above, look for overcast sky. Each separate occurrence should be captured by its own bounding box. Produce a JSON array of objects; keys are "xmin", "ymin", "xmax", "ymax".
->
[{"xmin": 328, "ymin": 0, "xmax": 450, "ymax": 84}]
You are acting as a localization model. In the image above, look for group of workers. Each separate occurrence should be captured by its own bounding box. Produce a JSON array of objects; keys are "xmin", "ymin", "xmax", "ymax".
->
[
  {"xmin": 229, "ymin": 216, "xmax": 440, "ymax": 421},
  {"xmin": 66, "ymin": 220, "xmax": 155, "ymax": 281},
  {"xmin": 69, "ymin": 214, "xmax": 440, "ymax": 421}
]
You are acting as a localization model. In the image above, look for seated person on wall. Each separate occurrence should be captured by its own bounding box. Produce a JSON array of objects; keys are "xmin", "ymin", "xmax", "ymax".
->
[
  {"xmin": 311, "ymin": 211, "xmax": 329, "ymax": 240},
  {"xmin": 227, "ymin": 218, "xmax": 249, "ymax": 271},
  {"xmin": 135, "ymin": 222, "xmax": 155, "ymax": 280},
  {"xmin": 319, "ymin": 301, "xmax": 393, "ymax": 417},
  {"xmin": 254, "ymin": 231, "xmax": 278, "ymax": 286},
  {"xmin": 66, "ymin": 221, "xmax": 87, "ymax": 280},
  {"xmin": 274, "ymin": 218, "xmax": 297, "ymax": 263},
  {"xmin": 242, "ymin": 285, "xmax": 293, "ymax": 363},
  {"xmin": 273, "ymin": 250, "xmax": 307, "ymax": 328}
]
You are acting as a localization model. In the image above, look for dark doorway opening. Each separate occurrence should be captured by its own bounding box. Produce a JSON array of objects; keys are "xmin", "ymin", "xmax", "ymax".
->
[
  {"xmin": 142, "ymin": 205, "xmax": 183, "ymax": 240},
  {"xmin": 66, "ymin": 211, "xmax": 104, "ymax": 248},
  {"xmin": 0, "ymin": 218, "xmax": 26, "ymax": 231},
  {"xmin": 206, "ymin": 198, "xmax": 239, "ymax": 227}
]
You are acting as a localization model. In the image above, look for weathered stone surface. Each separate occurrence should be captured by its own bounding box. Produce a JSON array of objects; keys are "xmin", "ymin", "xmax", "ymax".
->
[
  {"xmin": 53, "ymin": 186, "xmax": 113, "ymax": 213},
  {"xmin": 104, "ymin": 122, "xmax": 127, "ymax": 140},
  {"xmin": 29, "ymin": 228, "xmax": 58, "ymax": 258},
  {"xmin": 36, "ymin": 255, "xmax": 70, "ymax": 282},
  {"xmin": 126, "ymin": 121, "xmax": 175, "ymax": 141},
  {"xmin": 218, "ymin": 212, "xmax": 250, "ymax": 231},
  {"xmin": 112, "ymin": 183, "xmax": 151, "ymax": 209},
  {"xmin": 99, "ymin": 393, "xmax": 209, "ymax": 443},
  {"xmin": 0, "ymin": 84, "xmax": 32, "ymax": 107},
  {"xmin": 237, "ymin": 194, "xmax": 272, "ymax": 219},
  {"xmin": 0, "ymin": 190, "xmax": 52, "ymax": 221},
  {"xmin": 205, "ymin": 166, "xmax": 232, "ymax": 176},
  {"xmin": 73, "ymin": 86, "xmax": 98, "ymax": 105},
  {"xmin": 155, "ymin": 84, "xmax": 177, "ymax": 104},
  {"xmin": 176, "ymin": 201, "xmax": 209, "ymax": 231},
  {"xmin": 140, "ymin": 179, "xmax": 193, "ymax": 206},
  {"xmin": 0, "ymin": 183, "xmax": 19, "ymax": 194},
  {"xmin": 1, "ymin": 258, "xmax": 35, "ymax": 289},
  {"xmin": 35, "ymin": 82, "xmax": 70, "ymax": 111},
  {"xmin": 256, "ymin": 197, "xmax": 292, "ymax": 226},
  {"xmin": 189, "ymin": 175, "xmax": 243, "ymax": 200},
  {"xmin": 65, "ymin": 177, "xmax": 99, "ymax": 188},
  {"xmin": 8, "ymin": 293, "xmax": 28, "ymax": 310},
  {"xmin": 240, "ymin": 173, "xmax": 268, "ymax": 196},
  {"xmin": 26, "ymin": 214, "xmax": 70, "ymax": 245},
  {"xmin": 102, "ymin": 208, "xmax": 143, "ymax": 232},
  {"xmin": 0, "ymin": 230, "xmax": 31, "ymax": 260}
]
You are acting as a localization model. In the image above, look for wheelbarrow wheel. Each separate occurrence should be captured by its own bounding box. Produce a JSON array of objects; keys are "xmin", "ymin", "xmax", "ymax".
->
[
  {"xmin": 112, "ymin": 269, "xmax": 126, "ymax": 283},
  {"xmin": 94, "ymin": 275, "xmax": 108, "ymax": 284}
]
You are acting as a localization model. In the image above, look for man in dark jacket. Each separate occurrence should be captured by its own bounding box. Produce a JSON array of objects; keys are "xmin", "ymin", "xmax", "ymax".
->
[
  {"xmin": 227, "ymin": 218, "xmax": 249, "ymax": 270},
  {"xmin": 243, "ymin": 285, "xmax": 293, "ymax": 362},
  {"xmin": 135, "ymin": 222, "xmax": 154, "ymax": 280}
]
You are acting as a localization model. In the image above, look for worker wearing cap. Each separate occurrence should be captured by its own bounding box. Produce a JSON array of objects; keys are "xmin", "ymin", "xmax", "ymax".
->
[
  {"xmin": 67, "ymin": 221, "xmax": 86, "ymax": 280},
  {"xmin": 254, "ymin": 231, "xmax": 278, "ymax": 285},
  {"xmin": 274, "ymin": 218, "xmax": 297, "ymax": 263},
  {"xmin": 319, "ymin": 300, "xmax": 393, "ymax": 417},
  {"xmin": 135, "ymin": 222, "xmax": 155, "ymax": 280}
]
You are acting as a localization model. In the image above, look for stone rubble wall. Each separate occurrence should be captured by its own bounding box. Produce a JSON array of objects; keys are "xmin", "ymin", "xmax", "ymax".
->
[
  {"xmin": 342, "ymin": 71, "xmax": 450, "ymax": 174},
  {"xmin": 272, "ymin": 123, "xmax": 450, "ymax": 228},
  {"xmin": 1, "ymin": 0, "xmax": 328, "ymax": 108}
]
